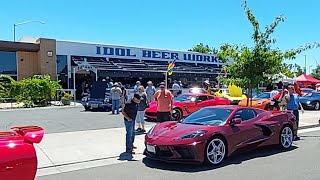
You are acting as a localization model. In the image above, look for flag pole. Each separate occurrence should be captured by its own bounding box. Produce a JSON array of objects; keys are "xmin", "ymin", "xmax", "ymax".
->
[{"xmin": 165, "ymin": 71, "xmax": 168, "ymax": 89}]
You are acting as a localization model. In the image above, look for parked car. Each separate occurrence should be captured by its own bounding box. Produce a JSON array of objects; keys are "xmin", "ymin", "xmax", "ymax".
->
[
  {"xmin": 144, "ymin": 106, "xmax": 297, "ymax": 165},
  {"xmin": 145, "ymin": 93, "xmax": 230, "ymax": 121},
  {"xmin": 299, "ymin": 92, "xmax": 320, "ymax": 110},
  {"xmin": 0, "ymin": 126, "xmax": 44, "ymax": 180},
  {"xmin": 238, "ymin": 92, "xmax": 272, "ymax": 110},
  {"xmin": 214, "ymin": 88, "xmax": 247, "ymax": 105},
  {"xmin": 81, "ymin": 81, "xmax": 112, "ymax": 111}
]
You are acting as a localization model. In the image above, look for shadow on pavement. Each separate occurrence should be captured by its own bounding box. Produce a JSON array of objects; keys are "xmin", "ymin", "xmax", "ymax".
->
[
  {"xmin": 118, "ymin": 152, "xmax": 139, "ymax": 161},
  {"xmin": 142, "ymin": 146, "xmax": 298, "ymax": 172}
]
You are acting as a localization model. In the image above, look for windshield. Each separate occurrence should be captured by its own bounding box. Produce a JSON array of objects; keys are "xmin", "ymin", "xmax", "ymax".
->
[
  {"xmin": 255, "ymin": 93, "xmax": 270, "ymax": 99},
  {"xmin": 175, "ymin": 94, "xmax": 197, "ymax": 102},
  {"xmin": 303, "ymin": 93, "xmax": 319, "ymax": 97},
  {"xmin": 182, "ymin": 108, "xmax": 233, "ymax": 126}
]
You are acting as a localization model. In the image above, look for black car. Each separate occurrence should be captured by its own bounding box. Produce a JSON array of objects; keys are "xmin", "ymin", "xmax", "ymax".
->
[
  {"xmin": 81, "ymin": 81, "xmax": 112, "ymax": 111},
  {"xmin": 299, "ymin": 91, "xmax": 320, "ymax": 110}
]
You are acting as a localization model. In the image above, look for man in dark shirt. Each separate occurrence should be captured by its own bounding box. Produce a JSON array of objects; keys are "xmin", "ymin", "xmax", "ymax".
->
[{"xmin": 122, "ymin": 94, "xmax": 141, "ymax": 154}]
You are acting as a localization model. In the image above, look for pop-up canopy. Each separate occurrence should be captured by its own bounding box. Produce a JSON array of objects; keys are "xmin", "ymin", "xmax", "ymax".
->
[{"xmin": 295, "ymin": 74, "xmax": 320, "ymax": 84}]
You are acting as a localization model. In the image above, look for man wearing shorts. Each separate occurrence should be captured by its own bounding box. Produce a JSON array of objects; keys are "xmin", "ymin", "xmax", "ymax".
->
[{"xmin": 154, "ymin": 82, "xmax": 174, "ymax": 122}]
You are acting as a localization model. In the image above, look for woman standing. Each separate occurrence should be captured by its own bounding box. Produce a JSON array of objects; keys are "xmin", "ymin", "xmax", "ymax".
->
[{"xmin": 136, "ymin": 86, "xmax": 148, "ymax": 133}]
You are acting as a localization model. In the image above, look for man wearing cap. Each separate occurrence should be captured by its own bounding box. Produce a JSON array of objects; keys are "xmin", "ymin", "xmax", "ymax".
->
[
  {"xmin": 111, "ymin": 83, "xmax": 122, "ymax": 114},
  {"xmin": 154, "ymin": 82, "xmax": 174, "ymax": 122},
  {"xmin": 146, "ymin": 81, "xmax": 156, "ymax": 103},
  {"xmin": 122, "ymin": 94, "xmax": 141, "ymax": 154}
]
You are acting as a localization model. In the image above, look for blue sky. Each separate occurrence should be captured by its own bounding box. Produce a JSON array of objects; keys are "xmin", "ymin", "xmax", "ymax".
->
[{"xmin": 1, "ymin": 0, "xmax": 319, "ymax": 73}]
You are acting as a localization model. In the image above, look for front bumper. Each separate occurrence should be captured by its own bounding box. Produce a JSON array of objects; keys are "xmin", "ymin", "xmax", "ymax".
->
[
  {"xmin": 143, "ymin": 141, "xmax": 206, "ymax": 164},
  {"xmin": 82, "ymin": 101, "xmax": 111, "ymax": 109}
]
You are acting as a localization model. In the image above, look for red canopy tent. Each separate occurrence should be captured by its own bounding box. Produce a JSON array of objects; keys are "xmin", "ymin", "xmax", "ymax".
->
[{"xmin": 295, "ymin": 74, "xmax": 320, "ymax": 84}]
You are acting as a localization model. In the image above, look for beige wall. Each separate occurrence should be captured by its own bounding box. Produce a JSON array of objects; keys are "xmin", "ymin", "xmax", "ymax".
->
[
  {"xmin": 17, "ymin": 38, "xmax": 57, "ymax": 80},
  {"xmin": 17, "ymin": 51, "xmax": 39, "ymax": 80}
]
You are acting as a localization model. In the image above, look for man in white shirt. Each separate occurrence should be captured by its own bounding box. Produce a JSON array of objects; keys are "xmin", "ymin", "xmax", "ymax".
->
[{"xmin": 172, "ymin": 80, "xmax": 180, "ymax": 97}]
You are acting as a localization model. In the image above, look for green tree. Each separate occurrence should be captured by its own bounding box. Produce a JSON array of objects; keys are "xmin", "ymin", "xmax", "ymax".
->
[
  {"xmin": 213, "ymin": 1, "xmax": 319, "ymax": 106},
  {"xmin": 189, "ymin": 43, "xmax": 212, "ymax": 54},
  {"xmin": 311, "ymin": 64, "xmax": 320, "ymax": 79},
  {"xmin": 294, "ymin": 64, "xmax": 304, "ymax": 77}
]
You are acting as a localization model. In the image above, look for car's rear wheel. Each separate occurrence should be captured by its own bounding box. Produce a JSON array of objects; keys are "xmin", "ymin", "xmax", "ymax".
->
[
  {"xmin": 205, "ymin": 137, "xmax": 226, "ymax": 165},
  {"xmin": 279, "ymin": 126, "xmax": 293, "ymax": 149},
  {"xmin": 314, "ymin": 102, "xmax": 320, "ymax": 110},
  {"xmin": 171, "ymin": 108, "xmax": 182, "ymax": 121}
]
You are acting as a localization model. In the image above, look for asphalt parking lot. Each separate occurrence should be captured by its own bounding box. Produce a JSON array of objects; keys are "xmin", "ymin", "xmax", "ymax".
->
[{"xmin": 0, "ymin": 106, "xmax": 319, "ymax": 134}]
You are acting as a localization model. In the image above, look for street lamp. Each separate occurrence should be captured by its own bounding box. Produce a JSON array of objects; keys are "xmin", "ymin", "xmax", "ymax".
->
[
  {"xmin": 309, "ymin": 65, "xmax": 313, "ymax": 75},
  {"xmin": 13, "ymin": 20, "xmax": 46, "ymax": 42}
]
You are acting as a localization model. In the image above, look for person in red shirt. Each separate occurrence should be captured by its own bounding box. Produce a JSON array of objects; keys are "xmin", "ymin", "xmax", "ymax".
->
[{"xmin": 154, "ymin": 82, "xmax": 174, "ymax": 122}]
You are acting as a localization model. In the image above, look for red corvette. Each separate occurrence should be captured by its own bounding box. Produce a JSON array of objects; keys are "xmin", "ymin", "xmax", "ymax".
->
[
  {"xmin": 0, "ymin": 126, "xmax": 44, "ymax": 180},
  {"xmin": 144, "ymin": 106, "xmax": 297, "ymax": 165},
  {"xmin": 145, "ymin": 93, "xmax": 230, "ymax": 121}
]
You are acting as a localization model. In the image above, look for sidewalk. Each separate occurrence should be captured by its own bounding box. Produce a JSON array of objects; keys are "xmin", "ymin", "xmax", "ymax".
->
[
  {"xmin": 36, "ymin": 125, "xmax": 153, "ymax": 176},
  {"xmin": 0, "ymin": 101, "xmax": 82, "ymax": 110}
]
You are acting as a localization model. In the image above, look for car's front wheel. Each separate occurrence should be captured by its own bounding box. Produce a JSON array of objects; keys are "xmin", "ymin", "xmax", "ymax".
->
[
  {"xmin": 205, "ymin": 137, "xmax": 226, "ymax": 165},
  {"xmin": 314, "ymin": 101, "xmax": 320, "ymax": 110},
  {"xmin": 171, "ymin": 108, "xmax": 182, "ymax": 121},
  {"xmin": 279, "ymin": 126, "xmax": 293, "ymax": 149}
]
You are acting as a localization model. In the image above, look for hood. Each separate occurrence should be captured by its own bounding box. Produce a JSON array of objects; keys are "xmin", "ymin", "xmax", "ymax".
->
[
  {"xmin": 299, "ymin": 96, "xmax": 317, "ymax": 103},
  {"xmin": 151, "ymin": 121, "xmax": 212, "ymax": 138}
]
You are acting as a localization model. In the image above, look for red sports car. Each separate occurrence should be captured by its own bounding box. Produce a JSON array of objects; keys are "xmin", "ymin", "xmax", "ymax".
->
[
  {"xmin": 0, "ymin": 126, "xmax": 44, "ymax": 180},
  {"xmin": 145, "ymin": 93, "xmax": 230, "ymax": 121},
  {"xmin": 144, "ymin": 106, "xmax": 297, "ymax": 165}
]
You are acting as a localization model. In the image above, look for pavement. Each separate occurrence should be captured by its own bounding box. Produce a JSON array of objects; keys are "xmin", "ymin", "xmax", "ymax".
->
[
  {"xmin": 1, "ymin": 106, "xmax": 319, "ymax": 179},
  {"xmin": 36, "ymin": 128, "xmax": 320, "ymax": 180}
]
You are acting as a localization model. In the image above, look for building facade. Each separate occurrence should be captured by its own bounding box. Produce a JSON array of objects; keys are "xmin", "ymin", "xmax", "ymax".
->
[{"xmin": 1, "ymin": 37, "xmax": 224, "ymax": 98}]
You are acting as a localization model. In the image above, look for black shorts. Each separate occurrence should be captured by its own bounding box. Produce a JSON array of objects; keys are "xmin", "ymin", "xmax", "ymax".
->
[{"xmin": 157, "ymin": 112, "xmax": 171, "ymax": 122}]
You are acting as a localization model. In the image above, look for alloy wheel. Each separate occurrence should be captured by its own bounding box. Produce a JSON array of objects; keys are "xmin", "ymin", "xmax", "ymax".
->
[
  {"xmin": 280, "ymin": 126, "xmax": 293, "ymax": 149},
  {"xmin": 314, "ymin": 102, "xmax": 320, "ymax": 110},
  {"xmin": 206, "ymin": 138, "xmax": 226, "ymax": 165}
]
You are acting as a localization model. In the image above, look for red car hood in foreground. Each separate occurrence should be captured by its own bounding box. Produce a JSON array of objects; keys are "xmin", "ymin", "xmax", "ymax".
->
[{"xmin": 0, "ymin": 126, "xmax": 44, "ymax": 180}]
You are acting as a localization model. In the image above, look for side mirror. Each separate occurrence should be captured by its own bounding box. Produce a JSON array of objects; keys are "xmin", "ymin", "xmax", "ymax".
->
[{"xmin": 230, "ymin": 118, "xmax": 242, "ymax": 126}]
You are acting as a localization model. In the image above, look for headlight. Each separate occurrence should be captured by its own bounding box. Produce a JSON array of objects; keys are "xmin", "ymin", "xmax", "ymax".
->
[
  {"xmin": 175, "ymin": 130, "xmax": 207, "ymax": 140},
  {"xmin": 147, "ymin": 125, "xmax": 156, "ymax": 137},
  {"xmin": 257, "ymin": 101, "xmax": 265, "ymax": 105},
  {"xmin": 104, "ymin": 97, "xmax": 109, "ymax": 102},
  {"xmin": 306, "ymin": 101, "xmax": 310, "ymax": 104},
  {"xmin": 82, "ymin": 97, "xmax": 88, "ymax": 102}
]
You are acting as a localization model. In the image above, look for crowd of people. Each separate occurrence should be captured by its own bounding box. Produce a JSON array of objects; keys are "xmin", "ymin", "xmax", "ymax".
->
[{"xmin": 121, "ymin": 81, "xmax": 174, "ymax": 154}]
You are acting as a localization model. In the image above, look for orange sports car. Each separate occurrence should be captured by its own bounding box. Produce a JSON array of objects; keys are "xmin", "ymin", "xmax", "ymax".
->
[{"xmin": 238, "ymin": 92, "xmax": 272, "ymax": 110}]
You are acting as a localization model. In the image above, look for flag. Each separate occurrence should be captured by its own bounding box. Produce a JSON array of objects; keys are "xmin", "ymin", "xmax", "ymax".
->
[{"xmin": 167, "ymin": 60, "xmax": 175, "ymax": 76}]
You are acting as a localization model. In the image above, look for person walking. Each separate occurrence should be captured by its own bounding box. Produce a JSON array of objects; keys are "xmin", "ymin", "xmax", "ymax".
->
[
  {"xmin": 122, "ymin": 94, "xmax": 141, "ymax": 154},
  {"xmin": 135, "ymin": 86, "xmax": 148, "ymax": 133},
  {"xmin": 146, "ymin": 81, "xmax": 156, "ymax": 103},
  {"xmin": 154, "ymin": 82, "xmax": 174, "ymax": 122},
  {"xmin": 287, "ymin": 85, "xmax": 304, "ymax": 140},
  {"xmin": 111, "ymin": 83, "xmax": 122, "ymax": 114},
  {"xmin": 172, "ymin": 80, "xmax": 180, "ymax": 97}
]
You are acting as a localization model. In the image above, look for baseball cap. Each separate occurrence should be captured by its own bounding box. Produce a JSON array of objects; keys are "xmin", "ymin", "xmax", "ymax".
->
[
  {"xmin": 133, "ymin": 94, "xmax": 142, "ymax": 100},
  {"xmin": 159, "ymin": 82, "xmax": 165, "ymax": 88}
]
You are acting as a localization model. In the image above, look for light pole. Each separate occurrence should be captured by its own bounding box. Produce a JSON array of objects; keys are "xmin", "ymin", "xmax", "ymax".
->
[
  {"xmin": 73, "ymin": 67, "xmax": 76, "ymax": 105},
  {"xmin": 309, "ymin": 65, "xmax": 313, "ymax": 75},
  {"xmin": 304, "ymin": 55, "xmax": 307, "ymax": 74},
  {"xmin": 13, "ymin": 20, "xmax": 45, "ymax": 42}
]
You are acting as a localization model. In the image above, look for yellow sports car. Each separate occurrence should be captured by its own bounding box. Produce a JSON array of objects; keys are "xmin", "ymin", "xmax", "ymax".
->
[{"xmin": 215, "ymin": 85, "xmax": 247, "ymax": 104}]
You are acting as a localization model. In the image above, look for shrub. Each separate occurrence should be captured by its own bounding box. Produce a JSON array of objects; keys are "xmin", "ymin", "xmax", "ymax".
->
[
  {"xmin": 0, "ymin": 75, "xmax": 16, "ymax": 99},
  {"xmin": 14, "ymin": 75, "xmax": 62, "ymax": 107}
]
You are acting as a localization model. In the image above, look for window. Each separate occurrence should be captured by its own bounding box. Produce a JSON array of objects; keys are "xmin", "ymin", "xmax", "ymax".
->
[
  {"xmin": 198, "ymin": 96, "xmax": 208, "ymax": 102},
  {"xmin": 0, "ymin": 51, "xmax": 17, "ymax": 76},
  {"xmin": 183, "ymin": 108, "xmax": 233, "ymax": 126},
  {"xmin": 57, "ymin": 55, "xmax": 68, "ymax": 75},
  {"xmin": 175, "ymin": 94, "xmax": 197, "ymax": 102},
  {"xmin": 233, "ymin": 109, "xmax": 257, "ymax": 121}
]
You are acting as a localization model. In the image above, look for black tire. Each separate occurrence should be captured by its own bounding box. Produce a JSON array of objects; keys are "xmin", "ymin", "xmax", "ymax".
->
[
  {"xmin": 264, "ymin": 103, "xmax": 271, "ymax": 110},
  {"xmin": 171, "ymin": 108, "xmax": 183, "ymax": 121},
  {"xmin": 279, "ymin": 126, "xmax": 293, "ymax": 150},
  {"xmin": 204, "ymin": 136, "xmax": 227, "ymax": 166},
  {"xmin": 314, "ymin": 101, "xmax": 320, "ymax": 110},
  {"xmin": 84, "ymin": 107, "xmax": 90, "ymax": 111}
]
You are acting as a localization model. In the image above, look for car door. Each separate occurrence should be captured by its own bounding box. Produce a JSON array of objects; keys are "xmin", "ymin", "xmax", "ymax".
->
[{"xmin": 228, "ymin": 109, "xmax": 262, "ymax": 151}]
